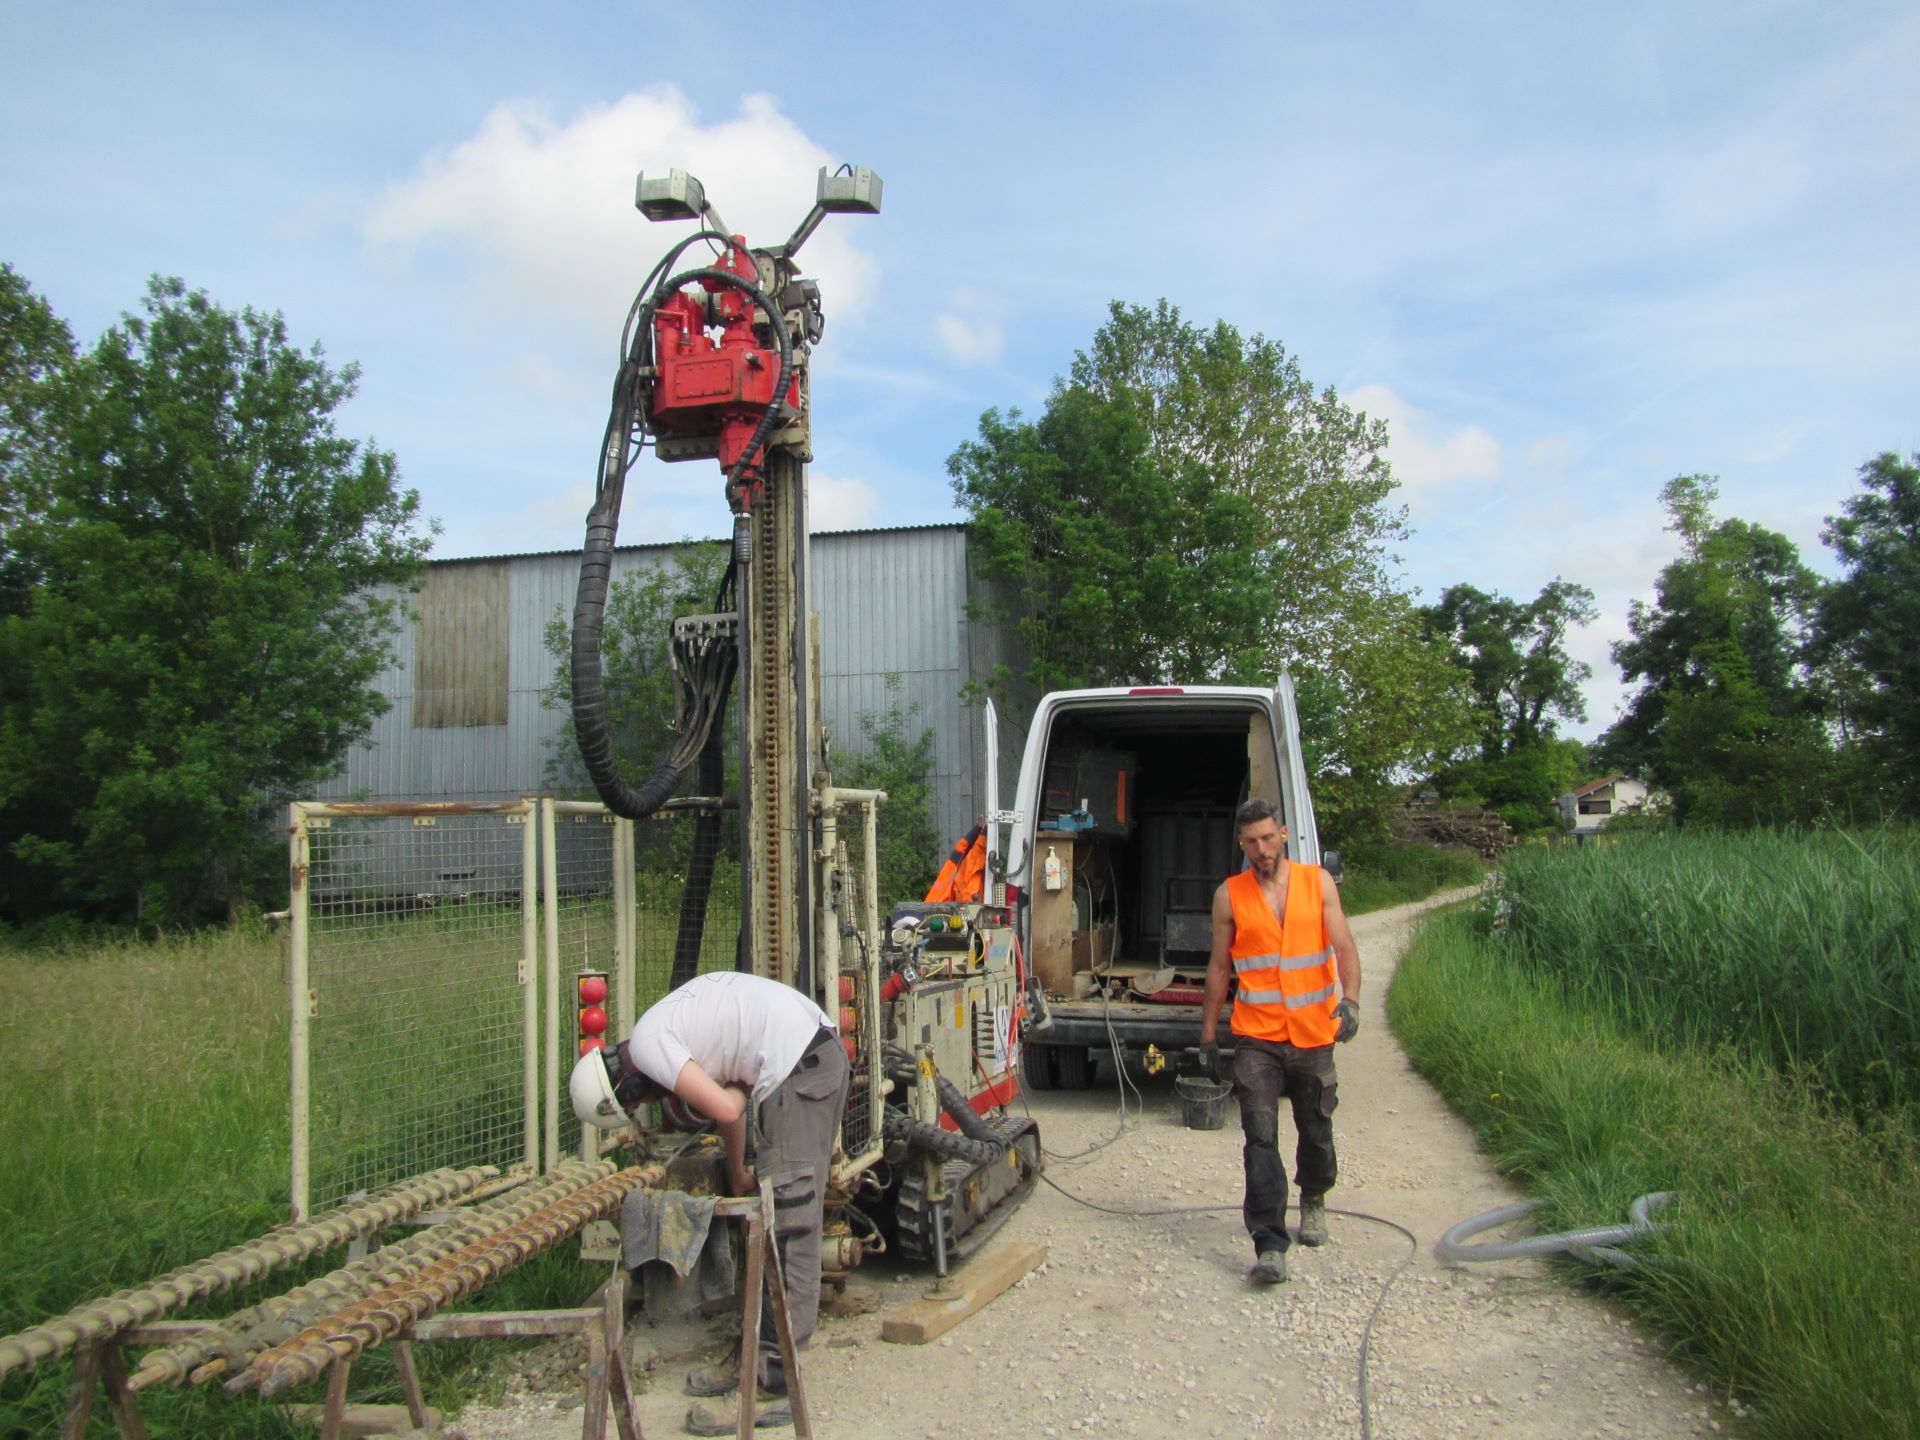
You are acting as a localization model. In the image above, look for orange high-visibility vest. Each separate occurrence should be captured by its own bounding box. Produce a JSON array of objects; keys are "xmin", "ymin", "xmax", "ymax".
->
[
  {"xmin": 1227, "ymin": 863, "xmax": 1337, "ymax": 1047},
  {"xmin": 924, "ymin": 826, "xmax": 986, "ymax": 904}
]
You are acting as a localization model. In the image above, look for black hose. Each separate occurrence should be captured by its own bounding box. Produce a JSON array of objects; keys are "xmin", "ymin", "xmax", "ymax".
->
[
  {"xmin": 669, "ymin": 709, "xmax": 731, "ymax": 989},
  {"xmin": 936, "ymin": 1075, "xmax": 1007, "ymax": 1155},
  {"xmin": 571, "ymin": 261, "xmax": 792, "ymax": 819},
  {"xmin": 882, "ymin": 1110, "xmax": 1001, "ymax": 1167}
]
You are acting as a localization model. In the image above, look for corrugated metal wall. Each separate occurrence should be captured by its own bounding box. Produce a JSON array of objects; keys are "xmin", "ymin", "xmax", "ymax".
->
[{"xmin": 316, "ymin": 524, "xmax": 1022, "ymax": 850}]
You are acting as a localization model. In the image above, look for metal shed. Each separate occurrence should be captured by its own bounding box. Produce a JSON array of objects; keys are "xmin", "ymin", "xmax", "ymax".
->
[{"xmin": 314, "ymin": 523, "xmax": 1029, "ymax": 852}]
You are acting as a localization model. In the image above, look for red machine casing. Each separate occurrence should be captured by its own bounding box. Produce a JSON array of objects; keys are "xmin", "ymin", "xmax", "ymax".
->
[{"xmin": 647, "ymin": 241, "xmax": 798, "ymax": 480}]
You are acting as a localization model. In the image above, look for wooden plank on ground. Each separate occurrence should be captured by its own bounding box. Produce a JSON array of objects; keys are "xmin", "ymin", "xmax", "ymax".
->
[{"xmin": 879, "ymin": 1242, "xmax": 1047, "ymax": 1345}]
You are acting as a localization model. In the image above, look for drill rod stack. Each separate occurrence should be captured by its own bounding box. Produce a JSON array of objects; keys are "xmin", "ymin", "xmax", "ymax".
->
[
  {"xmin": 227, "ymin": 1164, "xmax": 663, "ymax": 1397},
  {"xmin": 126, "ymin": 1159, "xmax": 618, "ymax": 1392},
  {"xmin": 0, "ymin": 1164, "xmax": 499, "ymax": 1382}
]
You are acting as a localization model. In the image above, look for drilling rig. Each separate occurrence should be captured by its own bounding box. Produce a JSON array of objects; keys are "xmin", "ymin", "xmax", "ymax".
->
[{"xmin": 570, "ymin": 166, "xmax": 1040, "ymax": 1274}]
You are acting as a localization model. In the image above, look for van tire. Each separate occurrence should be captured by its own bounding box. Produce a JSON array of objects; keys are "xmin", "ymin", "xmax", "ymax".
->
[
  {"xmin": 1055, "ymin": 1044, "xmax": 1094, "ymax": 1090},
  {"xmin": 1023, "ymin": 1041, "xmax": 1061, "ymax": 1091}
]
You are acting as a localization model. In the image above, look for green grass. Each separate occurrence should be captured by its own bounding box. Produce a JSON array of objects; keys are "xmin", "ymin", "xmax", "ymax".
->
[
  {"xmin": 1493, "ymin": 829, "xmax": 1920, "ymax": 1125},
  {"xmin": 1391, "ymin": 907, "xmax": 1920, "ymax": 1440},
  {"xmin": 0, "ymin": 889, "xmax": 736, "ymax": 1439},
  {"xmin": 1337, "ymin": 841, "xmax": 1486, "ymax": 916}
]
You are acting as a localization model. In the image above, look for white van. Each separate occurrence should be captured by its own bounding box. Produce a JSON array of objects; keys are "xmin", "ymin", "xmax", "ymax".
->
[{"xmin": 994, "ymin": 677, "xmax": 1334, "ymax": 1088}]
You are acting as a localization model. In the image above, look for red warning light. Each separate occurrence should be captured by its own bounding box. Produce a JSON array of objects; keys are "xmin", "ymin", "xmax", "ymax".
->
[{"xmin": 576, "ymin": 971, "xmax": 612, "ymax": 1055}]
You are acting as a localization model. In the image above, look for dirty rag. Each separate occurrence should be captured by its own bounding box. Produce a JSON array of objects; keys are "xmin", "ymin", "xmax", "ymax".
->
[{"xmin": 619, "ymin": 1187, "xmax": 736, "ymax": 1319}]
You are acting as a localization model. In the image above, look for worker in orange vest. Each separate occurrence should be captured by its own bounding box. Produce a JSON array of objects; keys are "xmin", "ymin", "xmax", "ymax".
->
[{"xmin": 1198, "ymin": 796, "xmax": 1362, "ymax": 1285}]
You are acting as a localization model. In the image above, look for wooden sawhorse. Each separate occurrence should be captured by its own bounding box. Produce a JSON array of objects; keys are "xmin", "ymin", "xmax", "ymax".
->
[{"xmin": 711, "ymin": 1180, "xmax": 813, "ymax": 1440}]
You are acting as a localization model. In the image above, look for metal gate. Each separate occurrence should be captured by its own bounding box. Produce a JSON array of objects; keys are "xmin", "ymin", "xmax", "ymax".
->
[
  {"xmin": 288, "ymin": 800, "xmax": 540, "ymax": 1219},
  {"xmin": 289, "ymin": 798, "xmax": 741, "ymax": 1218}
]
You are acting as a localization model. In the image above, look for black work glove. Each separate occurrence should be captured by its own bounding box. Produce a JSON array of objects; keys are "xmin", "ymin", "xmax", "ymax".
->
[
  {"xmin": 1334, "ymin": 998, "xmax": 1360, "ymax": 1043},
  {"xmin": 1198, "ymin": 1041, "xmax": 1221, "ymax": 1082}
]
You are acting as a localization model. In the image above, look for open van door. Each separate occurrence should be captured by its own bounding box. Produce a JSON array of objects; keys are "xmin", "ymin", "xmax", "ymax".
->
[
  {"xmin": 1273, "ymin": 671, "xmax": 1340, "ymax": 882},
  {"xmin": 1273, "ymin": 671, "xmax": 1323, "ymax": 867}
]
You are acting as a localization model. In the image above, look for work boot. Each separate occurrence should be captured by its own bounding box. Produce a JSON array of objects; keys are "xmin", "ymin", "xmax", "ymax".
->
[
  {"xmin": 1299, "ymin": 1195, "xmax": 1328, "ymax": 1247},
  {"xmin": 684, "ymin": 1401, "xmax": 792, "ymax": 1434},
  {"xmin": 1250, "ymin": 1249, "xmax": 1288, "ymax": 1285},
  {"xmin": 685, "ymin": 1349, "xmax": 783, "ymax": 1399}
]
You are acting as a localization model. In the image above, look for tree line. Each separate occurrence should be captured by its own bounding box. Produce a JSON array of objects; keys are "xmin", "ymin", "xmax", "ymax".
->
[
  {"xmin": 3, "ymin": 265, "xmax": 1913, "ymax": 926},
  {"xmin": 951, "ymin": 299, "xmax": 1919, "ymax": 840}
]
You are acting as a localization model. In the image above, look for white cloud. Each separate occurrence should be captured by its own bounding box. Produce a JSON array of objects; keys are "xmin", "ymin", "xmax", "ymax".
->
[
  {"xmin": 932, "ymin": 290, "xmax": 1007, "ymax": 366},
  {"xmin": 363, "ymin": 88, "xmax": 879, "ymax": 351},
  {"xmin": 807, "ymin": 471, "xmax": 879, "ymax": 531},
  {"xmin": 1349, "ymin": 383, "xmax": 1501, "ymax": 494}
]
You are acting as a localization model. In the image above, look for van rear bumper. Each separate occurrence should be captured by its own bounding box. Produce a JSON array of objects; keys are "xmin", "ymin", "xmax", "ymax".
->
[{"xmin": 1029, "ymin": 1001, "xmax": 1224, "ymax": 1054}]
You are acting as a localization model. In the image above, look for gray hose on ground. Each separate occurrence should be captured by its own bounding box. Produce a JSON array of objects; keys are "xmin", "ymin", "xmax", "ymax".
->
[
  {"xmin": 1439, "ymin": 1192, "xmax": 1677, "ymax": 1270},
  {"xmin": 883, "ymin": 1108, "xmax": 1002, "ymax": 1167}
]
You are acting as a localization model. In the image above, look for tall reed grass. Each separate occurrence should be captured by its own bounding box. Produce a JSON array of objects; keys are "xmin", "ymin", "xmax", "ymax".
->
[{"xmin": 1491, "ymin": 829, "xmax": 1920, "ymax": 1126}]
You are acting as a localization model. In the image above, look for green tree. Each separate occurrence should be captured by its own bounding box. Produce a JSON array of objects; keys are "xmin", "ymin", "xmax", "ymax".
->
[
  {"xmin": 0, "ymin": 276, "xmax": 432, "ymax": 924},
  {"xmin": 948, "ymin": 299, "xmax": 1470, "ymax": 843},
  {"xmin": 1816, "ymin": 451, "xmax": 1920, "ymax": 812},
  {"xmin": 0, "ymin": 265, "xmax": 77, "ymax": 611},
  {"xmin": 834, "ymin": 677, "xmax": 943, "ymax": 907},
  {"xmin": 1599, "ymin": 475, "xmax": 1830, "ymax": 826},
  {"xmin": 1419, "ymin": 579, "xmax": 1597, "ymax": 833},
  {"xmin": 1421, "ymin": 580, "xmax": 1597, "ymax": 761}
]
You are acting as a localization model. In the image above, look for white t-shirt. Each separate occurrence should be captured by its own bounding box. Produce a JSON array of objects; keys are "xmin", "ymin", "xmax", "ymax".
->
[{"xmin": 625, "ymin": 972, "xmax": 834, "ymax": 1103}]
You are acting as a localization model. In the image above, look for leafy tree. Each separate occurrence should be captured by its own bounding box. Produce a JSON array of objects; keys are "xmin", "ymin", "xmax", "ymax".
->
[
  {"xmin": 0, "ymin": 276, "xmax": 431, "ymax": 924},
  {"xmin": 0, "ymin": 265, "xmax": 76, "ymax": 610},
  {"xmin": 1816, "ymin": 451, "xmax": 1920, "ymax": 812},
  {"xmin": 1598, "ymin": 475, "xmax": 1830, "ymax": 826},
  {"xmin": 834, "ymin": 677, "xmax": 943, "ymax": 907},
  {"xmin": 1419, "ymin": 579, "xmax": 1597, "ymax": 833},
  {"xmin": 1421, "ymin": 580, "xmax": 1597, "ymax": 761},
  {"xmin": 948, "ymin": 299, "xmax": 1470, "ymax": 843}
]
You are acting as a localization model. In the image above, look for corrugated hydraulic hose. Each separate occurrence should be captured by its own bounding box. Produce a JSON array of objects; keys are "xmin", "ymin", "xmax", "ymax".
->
[
  {"xmin": 231, "ymin": 1164, "xmax": 663, "ymax": 1398},
  {"xmin": 0, "ymin": 1165, "xmax": 499, "ymax": 1382},
  {"xmin": 128, "ymin": 1160, "xmax": 616, "ymax": 1391},
  {"xmin": 571, "ymin": 262, "xmax": 787, "ymax": 821},
  {"xmin": 883, "ymin": 1109, "xmax": 1003, "ymax": 1167}
]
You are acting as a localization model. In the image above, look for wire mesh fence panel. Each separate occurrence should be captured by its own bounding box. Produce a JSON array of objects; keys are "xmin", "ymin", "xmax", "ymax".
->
[
  {"xmin": 545, "ymin": 804, "xmax": 623, "ymax": 1164},
  {"xmin": 632, "ymin": 810, "xmax": 741, "ymax": 1006},
  {"xmin": 292, "ymin": 803, "xmax": 535, "ymax": 1216}
]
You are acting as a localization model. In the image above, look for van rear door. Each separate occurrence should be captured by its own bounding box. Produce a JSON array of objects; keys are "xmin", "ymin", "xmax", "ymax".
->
[{"xmin": 1273, "ymin": 672, "xmax": 1321, "ymax": 865}]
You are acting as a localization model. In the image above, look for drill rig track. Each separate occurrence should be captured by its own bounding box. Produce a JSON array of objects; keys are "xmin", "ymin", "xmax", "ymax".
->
[{"xmin": 893, "ymin": 1116, "xmax": 1041, "ymax": 1267}]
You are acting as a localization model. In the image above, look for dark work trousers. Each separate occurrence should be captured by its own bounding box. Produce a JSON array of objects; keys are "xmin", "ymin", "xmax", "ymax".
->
[
  {"xmin": 752, "ymin": 1029, "xmax": 850, "ymax": 1383},
  {"xmin": 1231, "ymin": 1036, "xmax": 1338, "ymax": 1254}
]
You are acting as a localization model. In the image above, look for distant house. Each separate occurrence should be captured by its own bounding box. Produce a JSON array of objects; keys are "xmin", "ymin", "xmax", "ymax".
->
[{"xmin": 1557, "ymin": 774, "xmax": 1662, "ymax": 836}]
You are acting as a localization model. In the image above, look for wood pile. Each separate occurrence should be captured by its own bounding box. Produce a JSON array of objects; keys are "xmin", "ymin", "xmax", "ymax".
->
[{"xmin": 1391, "ymin": 798, "xmax": 1514, "ymax": 858}]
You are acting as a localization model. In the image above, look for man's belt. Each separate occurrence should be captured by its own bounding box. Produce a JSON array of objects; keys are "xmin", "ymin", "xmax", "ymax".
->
[{"xmin": 797, "ymin": 1024, "xmax": 837, "ymax": 1070}]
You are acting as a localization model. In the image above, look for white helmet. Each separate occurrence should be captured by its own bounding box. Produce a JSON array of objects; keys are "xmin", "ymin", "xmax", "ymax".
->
[{"xmin": 570, "ymin": 1046, "xmax": 636, "ymax": 1130}]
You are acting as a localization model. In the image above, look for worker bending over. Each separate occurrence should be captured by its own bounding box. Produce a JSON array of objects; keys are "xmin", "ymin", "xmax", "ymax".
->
[
  {"xmin": 1200, "ymin": 797, "xmax": 1361, "ymax": 1285},
  {"xmin": 570, "ymin": 970, "xmax": 848, "ymax": 1398}
]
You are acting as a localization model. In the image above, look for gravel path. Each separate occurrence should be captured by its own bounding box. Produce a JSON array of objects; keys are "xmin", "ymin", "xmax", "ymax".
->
[{"xmin": 456, "ymin": 890, "xmax": 1744, "ymax": 1440}]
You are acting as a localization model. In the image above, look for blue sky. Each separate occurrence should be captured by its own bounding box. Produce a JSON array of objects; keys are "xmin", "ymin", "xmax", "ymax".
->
[{"xmin": 5, "ymin": 2, "xmax": 1916, "ymax": 737}]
